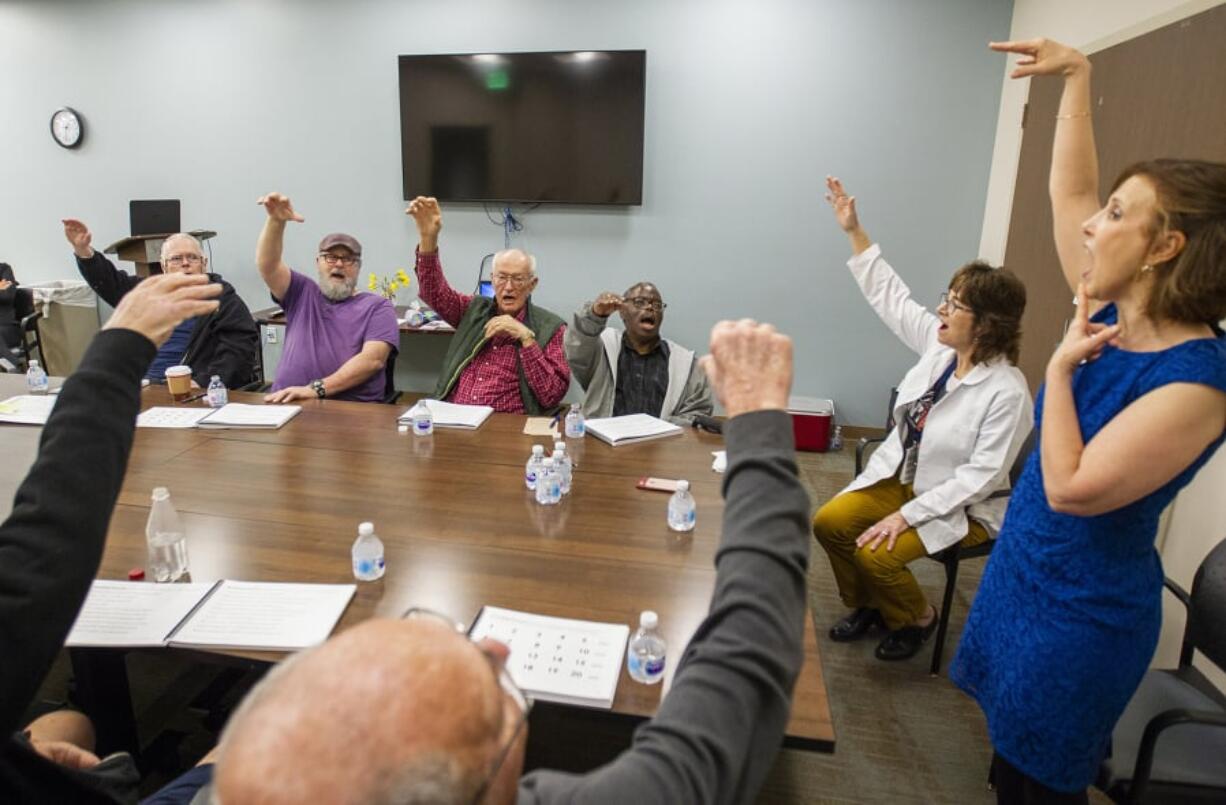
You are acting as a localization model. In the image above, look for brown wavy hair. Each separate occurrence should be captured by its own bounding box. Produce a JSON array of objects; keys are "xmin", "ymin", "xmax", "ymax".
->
[
  {"xmin": 949, "ymin": 262, "xmax": 1026, "ymax": 365},
  {"xmin": 1111, "ymin": 159, "xmax": 1226, "ymax": 326}
]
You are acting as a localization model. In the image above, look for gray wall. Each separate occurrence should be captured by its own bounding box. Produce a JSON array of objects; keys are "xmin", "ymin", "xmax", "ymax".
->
[{"xmin": 0, "ymin": 0, "xmax": 1012, "ymax": 425}]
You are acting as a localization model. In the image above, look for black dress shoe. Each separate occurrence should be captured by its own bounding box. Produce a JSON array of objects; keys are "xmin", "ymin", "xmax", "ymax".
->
[
  {"xmin": 828, "ymin": 607, "xmax": 885, "ymax": 642},
  {"xmin": 874, "ymin": 611, "xmax": 939, "ymax": 661}
]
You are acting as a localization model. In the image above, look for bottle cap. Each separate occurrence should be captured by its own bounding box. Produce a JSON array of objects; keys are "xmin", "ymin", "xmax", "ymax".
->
[
  {"xmin": 543, "ymin": 457, "xmax": 555, "ymax": 467},
  {"xmin": 639, "ymin": 610, "xmax": 658, "ymax": 629},
  {"xmin": 532, "ymin": 444, "xmax": 545, "ymax": 455},
  {"xmin": 128, "ymin": 567, "xmax": 145, "ymax": 581},
  {"xmin": 676, "ymin": 480, "xmax": 690, "ymax": 492},
  {"xmin": 397, "ymin": 423, "xmax": 409, "ymax": 434},
  {"xmin": 29, "ymin": 360, "xmax": 39, "ymax": 367},
  {"xmin": 358, "ymin": 521, "xmax": 374, "ymax": 536},
  {"xmin": 151, "ymin": 486, "xmax": 170, "ymax": 501},
  {"xmin": 552, "ymin": 449, "xmax": 563, "ymax": 459},
  {"xmin": 554, "ymin": 441, "xmax": 565, "ymax": 452}
]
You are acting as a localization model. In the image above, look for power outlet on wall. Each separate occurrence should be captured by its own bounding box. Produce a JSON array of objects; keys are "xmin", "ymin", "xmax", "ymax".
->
[{"xmin": 265, "ymin": 326, "xmax": 278, "ymax": 344}]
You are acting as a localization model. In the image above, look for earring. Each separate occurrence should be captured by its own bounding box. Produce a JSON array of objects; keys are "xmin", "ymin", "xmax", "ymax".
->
[{"xmin": 1141, "ymin": 264, "xmax": 1154, "ymax": 274}]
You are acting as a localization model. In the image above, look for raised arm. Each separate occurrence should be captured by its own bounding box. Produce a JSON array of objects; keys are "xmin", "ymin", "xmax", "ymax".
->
[
  {"xmin": 63, "ymin": 219, "xmax": 138, "ymax": 307},
  {"xmin": 565, "ymin": 294, "xmax": 623, "ymax": 389},
  {"xmin": 991, "ymin": 39, "xmax": 1099, "ymax": 296},
  {"xmin": 406, "ymin": 196, "xmax": 470, "ymax": 325},
  {"xmin": 255, "ymin": 193, "xmax": 303, "ymax": 301}
]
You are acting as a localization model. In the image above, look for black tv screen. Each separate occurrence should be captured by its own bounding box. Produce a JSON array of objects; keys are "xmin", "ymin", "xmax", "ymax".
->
[{"xmin": 398, "ymin": 50, "xmax": 646, "ymax": 205}]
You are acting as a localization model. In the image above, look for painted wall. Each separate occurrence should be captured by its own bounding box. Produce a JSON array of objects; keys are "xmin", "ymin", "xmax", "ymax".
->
[
  {"xmin": 981, "ymin": 0, "xmax": 1226, "ymax": 687},
  {"xmin": 0, "ymin": 0, "xmax": 1013, "ymax": 425}
]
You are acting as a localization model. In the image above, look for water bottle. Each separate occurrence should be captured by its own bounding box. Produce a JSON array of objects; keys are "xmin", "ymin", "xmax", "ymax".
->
[
  {"xmin": 829, "ymin": 424, "xmax": 844, "ymax": 452},
  {"xmin": 351, "ymin": 522, "xmax": 386, "ymax": 581},
  {"xmin": 564, "ymin": 404, "xmax": 585, "ymax": 438},
  {"xmin": 525, "ymin": 444, "xmax": 545, "ymax": 490},
  {"xmin": 25, "ymin": 360, "xmax": 48, "ymax": 395},
  {"xmin": 206, "ymin": 375, "xmax": 228, "ymax": 408},
  {"xmin": 667, "ymin": 480, "xmax": 696, "ymax": 532},
  {"xmin": 411, "ymin": 402, "xmax": 434, "ymax": 436},
  {"xmin": 627, "ymin": 610, "xmax": 667, "ymax": 685},
  {"xmin": 536, "ymin": 458, "xmax": 561, "ymax": 505},
  {"xmin": 146, "ymin": 487, "xmax": 189, "ymax": 583},
  {"xmin": 406, "ymin": 300, "xmax": 426, "ymax": 328},
  {"xmin": 552, "ymin": 441, "xmax": 572, "ymax": 495}
]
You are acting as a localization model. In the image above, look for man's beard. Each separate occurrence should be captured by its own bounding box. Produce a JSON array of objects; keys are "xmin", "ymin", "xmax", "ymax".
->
[{"xmin": 319, "ymin": 275, "xmax": 357, "ymax": 302}]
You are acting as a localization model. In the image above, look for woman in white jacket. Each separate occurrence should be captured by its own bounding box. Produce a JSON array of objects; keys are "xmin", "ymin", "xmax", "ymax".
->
[{"xmin": 813, "ymin": 177, "xmax": 1034, "ymax": 661}]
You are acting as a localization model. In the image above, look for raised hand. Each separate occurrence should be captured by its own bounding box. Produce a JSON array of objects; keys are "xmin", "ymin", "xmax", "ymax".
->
[
  {"xmin": 257, "ymin": 193, "xmax": 305, "ymax": 223},
  {"xmin": 824, "ymin": 176, "xmax": 861, "ymax": 233},
  {"xmin": 103, "ymin": 272, "xmax": 222, "ymax": 347},
  {"xmin": 700, "ymin": 319, "xmax": 793, "ymax": 419},
  {"xmin": 406, "ymin": 196, "xmax": 443, "ymax": 252},
  {"xmin": 591, "ymin": 292, "xmax": 624, "ymax": 317},
  {"xmin": 1048, "ymin": 284, "xmax": 1121, "ymax": 376},
  {"xmin": 62, "ymin": 218, "xmax": 95, "ymax": 259},
  {"xmin": 989, "ymin": 38, "xmax": 1089, "ymax": 79}
]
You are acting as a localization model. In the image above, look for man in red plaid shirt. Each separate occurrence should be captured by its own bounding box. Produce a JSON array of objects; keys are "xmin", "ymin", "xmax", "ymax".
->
[{"xmin": 407, "ymin": 197, "xmax": 570, "ymax": 414}]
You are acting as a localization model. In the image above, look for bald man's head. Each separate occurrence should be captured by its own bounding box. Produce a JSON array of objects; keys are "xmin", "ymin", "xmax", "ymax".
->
[{"xmin": 214, "ymin": 618, "xmax": 514, "ymax": 804}]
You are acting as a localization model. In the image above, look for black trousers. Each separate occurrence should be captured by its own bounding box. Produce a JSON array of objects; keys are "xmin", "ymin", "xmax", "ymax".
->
[{"xmin": 993, "ymin": 753, "xmax": 1089, "ymax": 805}]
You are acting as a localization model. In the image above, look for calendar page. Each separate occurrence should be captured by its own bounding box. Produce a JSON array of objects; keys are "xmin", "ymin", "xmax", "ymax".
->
[{"xmin": 469, "ymin": 606, "xmax": 630, "ymax": 709}]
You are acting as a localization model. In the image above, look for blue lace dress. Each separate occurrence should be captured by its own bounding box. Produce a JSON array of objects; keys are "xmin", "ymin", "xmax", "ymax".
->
[{"xmin": 951, "ymin": 304, "xmax": 1226, "ymax": 792}]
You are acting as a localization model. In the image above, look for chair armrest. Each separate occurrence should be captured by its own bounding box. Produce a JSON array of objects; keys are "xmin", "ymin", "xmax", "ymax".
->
[
  {"xmin": 20, "ymin": 310, "xmax": 42, "ymax": 331},
  {"xmin": 1162, "ymin": 577, "xmax": 1191, "ymax": 610},
  {"xmin": 1128, "ymin": 708, "xmax": 1226, "ymax": 804},
  {"xmin": 855, "ymin": 436, "xmax": 885, "ymax": 476}
]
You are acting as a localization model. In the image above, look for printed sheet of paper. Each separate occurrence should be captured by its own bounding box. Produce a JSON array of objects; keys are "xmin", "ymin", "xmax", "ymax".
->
[
  {"xmin": 168, "ymin": 581, "xmax": 356, "ymax": 651},
  {"xmin": 469, "ymin": 606, "xmax": 629, "ymax": 709},
  {"xmin": 136, "ymin": 407, "xmax": 215, "ymax": 429},
  {"xmin": 0, "ymin": 395, "xmax": 58, "ymax": 425},
  {"xmin": 65, "ymin": 580, "xmax": 216, "ymax": 647}
]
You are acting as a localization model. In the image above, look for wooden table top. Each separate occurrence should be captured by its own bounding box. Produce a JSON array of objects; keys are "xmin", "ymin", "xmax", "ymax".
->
[{"xmin": 0, "ymin": 375, "xmax": 833, "ymax": 751}]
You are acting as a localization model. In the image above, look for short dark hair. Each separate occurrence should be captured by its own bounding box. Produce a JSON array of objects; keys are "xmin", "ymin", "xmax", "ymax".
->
[
  {"xmin": 950, "ymin": 262, "xmax": 1026, "ymax": 365},
  {"xmin": 1111, "ymin": 159, "xmax": 1226, "ymax": 326}
]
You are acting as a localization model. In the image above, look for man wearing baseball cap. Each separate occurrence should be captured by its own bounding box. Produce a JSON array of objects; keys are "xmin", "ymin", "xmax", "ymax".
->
[{"xmin": 255, "ymin": 192, "xmax": 399, "ymax": 403}]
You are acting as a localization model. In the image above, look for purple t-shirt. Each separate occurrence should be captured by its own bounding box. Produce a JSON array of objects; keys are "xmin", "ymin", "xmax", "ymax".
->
[{"xmin": 272, "ymin": 270, "xmax": 400, "ymax": 402}]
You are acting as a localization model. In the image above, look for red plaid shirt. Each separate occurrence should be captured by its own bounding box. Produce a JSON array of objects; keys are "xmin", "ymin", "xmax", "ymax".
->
[{"xmin": 415, "ymin": 249, "xmax": 570, "ymax": 413}]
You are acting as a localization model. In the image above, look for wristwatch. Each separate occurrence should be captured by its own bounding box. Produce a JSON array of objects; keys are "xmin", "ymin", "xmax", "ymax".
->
[{"xmin": 310, "ymin": 379, "xmax": 326, "ymax": 399}]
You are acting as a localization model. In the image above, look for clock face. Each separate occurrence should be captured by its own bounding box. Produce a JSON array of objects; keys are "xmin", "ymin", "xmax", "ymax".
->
[{"xmin": 50, "ymin": 107, "xmax": 83, "ymax": 148}]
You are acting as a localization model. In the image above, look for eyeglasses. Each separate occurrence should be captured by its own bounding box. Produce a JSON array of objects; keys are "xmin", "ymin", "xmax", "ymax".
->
[
  {"xmin": 492, "ymin": 272, "xmax": 533, "ymax": 288},
  {"xmin": 938, "ymin": 291, "xmax": 973, "ymax": 315},
  {"xmin": 164, "ymin": 254, "xmax": 203, "ymax": 267},
  {"xmin": 625, "ymin": 297, "xmax": 666, "ymax": 312},
  {"xmin": 400, "ymin": 607, "xmax": 532, "ymax": 804},
  {"xmin": 319, "ymin": 253, "xmax": 359, "ymax": 267}
]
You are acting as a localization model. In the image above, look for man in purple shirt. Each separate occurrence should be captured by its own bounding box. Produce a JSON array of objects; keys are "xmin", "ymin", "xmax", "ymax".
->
[{"xmin": 256, "ymin": 193, "xmax": 399, "ymax": 403}]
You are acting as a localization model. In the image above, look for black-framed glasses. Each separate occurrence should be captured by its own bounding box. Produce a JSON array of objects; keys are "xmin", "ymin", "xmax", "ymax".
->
[
  {"xmin": 625, "ymin": 297, "xmax": 666, "ymax": 312},
  {"xmin": 492, "ymin": 272, "xmax": 533, "ymax": 288},
  {"xmin": 937, "ymin": 291, "xmax": 973, "ymax": 315},
  {"xmin": 319, "ymin": 252, "xmax": 359, "ymax": 266},
  {"xmin": 401, "ymin": 607, "xmax": 532, "ymax": 804},
  {"xmin": 164, "ymin": 254, "xmax": 203, "ymax": 267}
]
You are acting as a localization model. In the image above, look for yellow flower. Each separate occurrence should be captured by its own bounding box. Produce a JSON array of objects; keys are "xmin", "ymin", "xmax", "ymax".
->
[
  {"xmin": 397, "ymin": 269, "xmax": 411, "ymax": 285},
  {"xmin": 367, "ymin": 274, "xmax": 377, "ymax": 291},
  {"xmin": 388, "ymin": 281, "xmax": 399, "ymax": 293}
]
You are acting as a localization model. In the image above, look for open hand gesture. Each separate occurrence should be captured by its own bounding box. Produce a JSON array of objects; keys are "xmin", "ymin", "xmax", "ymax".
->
[
  {"xmin": 62, "ymin": 218, "xmax": 95, "ymax": 258},
  {"xmin": 1048, "ymin": 284, "xmax": 1120, "ymax": 376},
  {"xmin": 406, "ymin": 197, "xmax": 443, "ymax": 249},
  {"xmin": 591, "ymin": 292, "xmax": 624, "ymax": 317},
  {"xmin": 824, "ymin": 176, "xmax": 860, "ymax": 233},
  {"xmin": 700, "ymin": 319, "xmax": 793, "ymax": 419},
  {"xmin": 103, "ymin": 272, "xmax": 222, "ymax": 347},
  {"xmin": 989, "ymin": 38, "xmax": 1089, "ymax": 79},
  {"xmin": 257, "ymin": 193, "xmax": 305, "ymax": 223}
]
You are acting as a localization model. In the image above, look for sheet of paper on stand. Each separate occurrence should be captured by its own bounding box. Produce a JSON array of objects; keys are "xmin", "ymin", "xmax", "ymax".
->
[
  {"xmin": 197, "ymin": 403, "xmax": 302, "ymax": 429},
  {"xmin": 583, "ymin": 413, "xmax": 683, "ymax": 447},
  {"xmin": 398, "ymin": 399, "xmax": 493, "ymax": 429},
  {"xmin": 0, "ymin": 395, "xmax": 58, "ymax": 425}
]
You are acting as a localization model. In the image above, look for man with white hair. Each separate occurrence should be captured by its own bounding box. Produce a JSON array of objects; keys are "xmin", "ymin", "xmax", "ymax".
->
[
  {"xmin": 406, "ymin": 197, "xmax": 570, "ymax": 414},
  {"xmin": 255, "ymin": 193, "xmax": 399, "ymax": 404},
  {"xmin": 64, "ymin": 219, "xmax": 259, "ymax": 388}
]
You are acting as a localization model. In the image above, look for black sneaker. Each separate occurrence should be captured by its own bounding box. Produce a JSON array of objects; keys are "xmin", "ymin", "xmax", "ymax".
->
[
  {"xmin": 874, "ymin": 610, "xmax": 939, "ymax": 661},
  {"xmin": 828, "ymin": 607, "xmax": 885, "ymax": 642}
]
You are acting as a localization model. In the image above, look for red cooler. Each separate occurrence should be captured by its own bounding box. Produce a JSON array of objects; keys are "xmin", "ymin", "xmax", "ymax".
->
[{"xmin": 788, "ymin": 397, "xmax": 834, "ymax": 452}]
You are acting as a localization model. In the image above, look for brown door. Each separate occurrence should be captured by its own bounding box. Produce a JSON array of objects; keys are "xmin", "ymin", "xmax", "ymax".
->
[{"xmin": 1005, "ymin": 4, "xmax": 1226, "ymax": 389}]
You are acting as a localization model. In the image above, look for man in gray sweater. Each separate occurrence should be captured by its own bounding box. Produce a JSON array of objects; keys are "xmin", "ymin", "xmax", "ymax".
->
[{"xmin": 187, "ymin": 319, "xmax": 808, "ymax": 805}]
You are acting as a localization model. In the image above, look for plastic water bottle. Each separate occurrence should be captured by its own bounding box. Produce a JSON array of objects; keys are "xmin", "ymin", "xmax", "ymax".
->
[
  {"xmin": 552, "ymin": 442, "xmax": 572, "ymax": 495},
  {"xmin": 25, "ymin": 360, "xmax": 48, "ymax": 395},
  {"xmin": 206, "ymin": 375, "xmax": 228, "ymax": 408},
  {"xmin": 406, "ymin": 301, "xmax": 426, "ymax": 328},
  {"xmin": 146, "ymin": 487, "xmax": 189, "ymax": 583},
  {"xmin": 627, "ymin": 610, "xmax": 667, "ymax": 684},
  {"xmin": 536, "ymin": 458, "xmax": 561, "ymax": 505},
  {"xmin": 351, "ymin": 522, "xmax": 386, "ymax": 581},
  {"xmin": 829, "ymin": 424, "xmax": 844, "ymax": 452},
  {"xmin": 564, "ymin": 404, "xmax": 585, "ymax": 438},
  {"xmin": 525, "ymin": 444, "xmax": 546, "ymax": 490},
  {"xmin": 411, "ymin": 402, "xmax": 434, "ymax": 436},
  {"xmin": 667, "ymin": 480, "xmax": 696, "ymax": 532}
]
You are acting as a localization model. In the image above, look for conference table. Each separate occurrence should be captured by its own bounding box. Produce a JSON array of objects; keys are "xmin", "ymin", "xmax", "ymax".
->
[{"xmin": 0, "ymin": 375, "xmax": 835, "ymax": 768}]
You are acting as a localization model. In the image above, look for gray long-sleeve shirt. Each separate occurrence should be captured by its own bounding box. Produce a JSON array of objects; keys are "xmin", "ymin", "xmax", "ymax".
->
[{"xmin": 519, "ymin": 410, "xmax": 811, "ymax": 804}]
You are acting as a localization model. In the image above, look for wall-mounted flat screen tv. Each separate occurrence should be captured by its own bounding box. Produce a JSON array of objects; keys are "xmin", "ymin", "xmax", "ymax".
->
[{"xmin": 398, "ymin": 50, "xmax": 646, "ymax": 205}]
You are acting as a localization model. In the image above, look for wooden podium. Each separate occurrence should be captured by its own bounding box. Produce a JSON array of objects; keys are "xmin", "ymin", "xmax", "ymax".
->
[{"xmin": 103, "ymin": 230, "xmax": 217, "ymax": 277}]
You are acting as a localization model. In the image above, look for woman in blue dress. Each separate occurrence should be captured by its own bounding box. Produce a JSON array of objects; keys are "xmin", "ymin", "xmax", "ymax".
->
[{"xmin": 951, "ymin": 37, "xmax": 1226, "ymax": 803}]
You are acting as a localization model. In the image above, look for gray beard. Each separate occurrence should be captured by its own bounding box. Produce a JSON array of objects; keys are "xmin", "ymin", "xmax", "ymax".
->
[{"xmin": 319, "ymin": 278, "xmax": 356, "ymax": 302}]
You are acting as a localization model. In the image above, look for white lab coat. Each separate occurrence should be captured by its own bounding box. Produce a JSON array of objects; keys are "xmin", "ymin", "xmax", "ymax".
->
[{"xmin": 841, "ymin": 244, "xmax": 1034, "ymax": 555}]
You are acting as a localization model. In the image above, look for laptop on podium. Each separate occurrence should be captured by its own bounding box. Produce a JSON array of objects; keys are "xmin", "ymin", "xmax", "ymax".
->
[{"xmin": 129, "ymin": 200, "xmax": 181, "ymax": 236}]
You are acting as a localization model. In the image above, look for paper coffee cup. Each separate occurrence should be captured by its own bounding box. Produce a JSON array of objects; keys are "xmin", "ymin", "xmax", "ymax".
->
[{"xmin": 165, "ymin": 365, "xmax": 193, "ymax": 400}]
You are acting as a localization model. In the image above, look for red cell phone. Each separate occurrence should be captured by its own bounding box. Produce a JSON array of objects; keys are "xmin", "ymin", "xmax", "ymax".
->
[{"xmin": 637, "ymin": 477, "xmax": 680, "ymax": 492}]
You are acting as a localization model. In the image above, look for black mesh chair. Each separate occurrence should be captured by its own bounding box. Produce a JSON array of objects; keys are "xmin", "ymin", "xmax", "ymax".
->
[
  {"xmin": 3, "ymin": 288, "xmax": 43, "ymax": 372},
  {"xmin": 1095, "ymin": 536, "xmax": 1226, "ymax": 803}
]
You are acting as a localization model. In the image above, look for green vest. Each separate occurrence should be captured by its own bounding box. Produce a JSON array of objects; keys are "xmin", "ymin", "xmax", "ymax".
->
[{"xmin": 433, "ymin": 296, "xmax": 565, "ymax": 415}]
